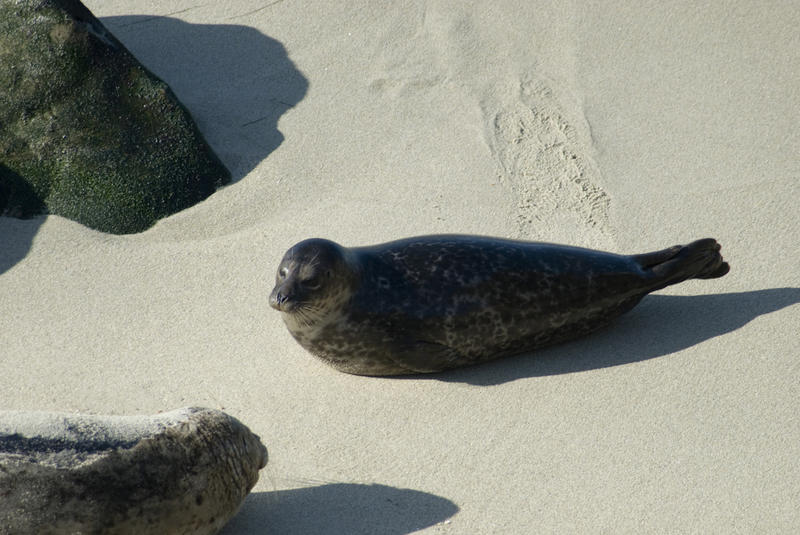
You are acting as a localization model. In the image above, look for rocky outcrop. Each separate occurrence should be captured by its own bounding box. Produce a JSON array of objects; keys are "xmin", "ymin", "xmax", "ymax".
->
[{"xmin": 0, "ymin": 0, "xmax": 230, "ymax": 233}]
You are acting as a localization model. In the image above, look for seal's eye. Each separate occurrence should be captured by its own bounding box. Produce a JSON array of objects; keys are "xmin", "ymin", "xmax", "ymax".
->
[
  {"xmin": 303, "ymin": 276, "xmax": 321, "ymax": 290},
  {"xmin": 278, "ymin": 267, "xmax": 288, "ymax": 279}
]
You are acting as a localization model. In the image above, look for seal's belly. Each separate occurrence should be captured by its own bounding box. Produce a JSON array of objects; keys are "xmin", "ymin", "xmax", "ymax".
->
[{"xmin": 291, "ymin": 291, "xmax": 643, "ymax": 375}]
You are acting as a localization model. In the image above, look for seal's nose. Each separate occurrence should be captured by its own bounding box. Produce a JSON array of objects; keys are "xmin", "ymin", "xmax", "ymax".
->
[
  {"xmin": 269, "ymin": 286, "xmax": 293, "ymax": 311},
  {"xmin": 268, "ymin": 291, "xmax": 283, "ymax": 310}
]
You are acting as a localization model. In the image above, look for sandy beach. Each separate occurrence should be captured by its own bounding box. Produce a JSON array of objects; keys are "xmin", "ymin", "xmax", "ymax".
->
[{"xmin": 2, "ymin": 1, "xmax": 799, "ymax": 533}]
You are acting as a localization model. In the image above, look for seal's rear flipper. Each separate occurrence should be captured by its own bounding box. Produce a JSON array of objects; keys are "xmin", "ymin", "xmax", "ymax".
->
[
  {"xmin": 631, "ymin": 245, "xmax": 682, "ymax": 269},
  {"xmin": 642, "ymin": 238, "xmax": 729, "ymax": 289}
]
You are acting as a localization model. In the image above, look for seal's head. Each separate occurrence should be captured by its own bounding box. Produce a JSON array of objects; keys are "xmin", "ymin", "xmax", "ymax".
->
[{"xmin": 269, "ymin": 238, "xmax": 356, "ymax": 325}]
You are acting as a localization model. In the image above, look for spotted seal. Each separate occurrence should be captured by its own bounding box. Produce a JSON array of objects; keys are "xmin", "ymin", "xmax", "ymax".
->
[{"xmin": 268, "ymin": 235, "xmax": 729, "ymax": 375}]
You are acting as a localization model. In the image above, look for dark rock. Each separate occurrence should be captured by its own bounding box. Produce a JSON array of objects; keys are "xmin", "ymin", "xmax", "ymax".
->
[
  {"xmin": 0, "ymin": 407, "xmax": 268, "ymax": 534},
  {"xmin": 0, "ymin": 0, "xmax": 231, "ymax": 233}
]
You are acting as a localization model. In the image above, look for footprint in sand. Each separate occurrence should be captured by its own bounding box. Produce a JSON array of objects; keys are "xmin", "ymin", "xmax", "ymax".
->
[{"xmin": 488, "ymin": 79, "xmax": 611, "ymax": 244}]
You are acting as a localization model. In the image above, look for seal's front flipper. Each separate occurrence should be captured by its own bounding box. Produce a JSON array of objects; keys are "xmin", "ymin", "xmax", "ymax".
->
[{"xmin": 391, "ymin": 340, "xmax": 461, "ymax": 374}]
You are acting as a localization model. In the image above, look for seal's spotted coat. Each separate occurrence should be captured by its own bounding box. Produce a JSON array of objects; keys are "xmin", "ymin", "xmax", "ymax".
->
[{"xmin": 269, "ymin": 235, "xmax": 728, "ymax": 376}]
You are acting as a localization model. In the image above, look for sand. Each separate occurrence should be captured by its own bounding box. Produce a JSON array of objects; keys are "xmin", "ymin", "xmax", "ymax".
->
[{"xmin": 2, "ymin": 1, "xmax": 799, "ymax": 533}]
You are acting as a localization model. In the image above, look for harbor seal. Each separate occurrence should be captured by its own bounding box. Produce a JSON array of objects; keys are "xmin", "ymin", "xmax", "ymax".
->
[
  {"xmin": 269, "ymin": 235, "xmax": 729, "ymax": 376},
  {"xmin": 0, "ymin": 407, "xmax": 267, "ymax": 534}
]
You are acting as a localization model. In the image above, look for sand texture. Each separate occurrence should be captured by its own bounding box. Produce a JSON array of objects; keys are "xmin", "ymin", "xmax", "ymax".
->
[{"xmin": 1, "ymin": 1, "xmax": 798, "ymax": 533}]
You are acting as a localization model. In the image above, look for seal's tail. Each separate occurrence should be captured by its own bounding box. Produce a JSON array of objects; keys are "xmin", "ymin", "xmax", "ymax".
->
[{"xmin": 634, "ymin": 238, "xmax": 729, "ymax": 290}]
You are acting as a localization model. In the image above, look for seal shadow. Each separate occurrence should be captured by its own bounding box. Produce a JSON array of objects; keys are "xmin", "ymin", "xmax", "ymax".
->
[
  {"xmin": 101, "ymin": 15, "xmax": 309, "ymax": 181},
  {"xmin": 429, "ymin": 288, "xmax": 800, "ymax": 386},
  {"xmin": 219, "ymin": 483, "xmax": 458, "ymax": 535}
]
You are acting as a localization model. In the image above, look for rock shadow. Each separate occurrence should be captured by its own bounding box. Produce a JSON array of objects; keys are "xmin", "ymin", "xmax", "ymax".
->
[
  {"xmin": 101, "ymin": 15, "xmax": 308, "ymax": 181},
  {"xmin": 0, "ymin": 216, "xmax": 44, "ymax": 275},
  {"xmin": 426, "ymin": 288, "xmax": 800, "ymax": 385},
  {"xmin": 1, "ymin": 15, "xmax": 307, "ymax": 269},
  {"xmin": 220, "ymin": 483, "xmax": 458, "ymax": 535}
]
